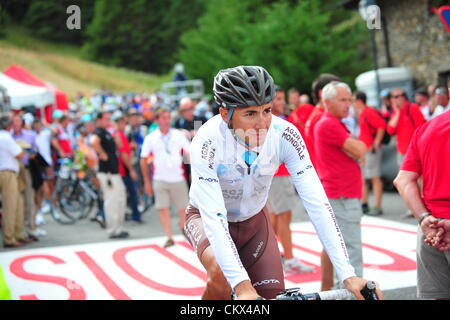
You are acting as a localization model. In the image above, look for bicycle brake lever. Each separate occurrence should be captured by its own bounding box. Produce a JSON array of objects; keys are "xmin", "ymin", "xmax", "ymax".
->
[{"xmin": 360, "ymin": 281, "xmax": 378, "ymax": 300}]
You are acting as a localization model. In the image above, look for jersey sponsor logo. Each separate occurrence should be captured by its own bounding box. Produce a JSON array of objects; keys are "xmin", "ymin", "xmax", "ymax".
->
[
  {"xmin": 201, "ymin": 139, "xmax": 215, "ymax": 170},
  {"xmin": 282, "ymin": 127, "xmax": 306, "ymax": 160},
  {"xmin": 223, "ymin": 178, "xmax": 242, "ymax": 184},
  {"xmin": 222, "ymin": 189, "xmax": 243, "ymax": 200},
  {"xmin": 184, "ymin": 220, "xmax": 202, "ymax": 247},
  {"xmin": 198, "ymin": 177, "xmax": 219, "ymax": 183},
  {"xmin": 250, "ymin": 185, "xmax": 267, "ymax": 198},
  {"xmin": 296, "ymin": 165, "xmax": 313, "ymax": 175},
  {"xmin": 252, "ymin": 279, "xmax": 280, "ymax": 287},
  {"xmin": 219, "ymin": 218, "xmax": 245, "ymax": 270},
  {"xmin": 252, "ymin": 241, "xmax": 264, "ymax": 258},
  {"xmin": 324, "ymin": 202, "xmax": 349, "ymax": 260}
]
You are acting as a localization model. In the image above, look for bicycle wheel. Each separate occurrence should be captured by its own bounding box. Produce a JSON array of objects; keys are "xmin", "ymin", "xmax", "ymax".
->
[
  {"xmin": 49, "ymin": 205, "xmax": 77, "ymax": 225},
  {"xmin": 56, "ymin": 179, "xmax": 86, "ymax": 220},
  {"xmin": 139, "ymin": 194, "xmax": 155, "ymax": 215},
  {"xmin": 78, "ymin": 180, "xmax": 98, "ymax": 219}
]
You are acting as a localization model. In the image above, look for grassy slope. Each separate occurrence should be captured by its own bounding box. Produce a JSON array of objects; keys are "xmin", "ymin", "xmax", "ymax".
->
[{"xmin": 0, "ymin": 27, "xmax": 171, "ymax": 100}]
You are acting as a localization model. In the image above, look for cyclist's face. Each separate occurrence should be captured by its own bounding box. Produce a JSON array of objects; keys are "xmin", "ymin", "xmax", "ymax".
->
[{"xmin": 224, "ymin": 103, "xmax": 272, "ymax": 147}]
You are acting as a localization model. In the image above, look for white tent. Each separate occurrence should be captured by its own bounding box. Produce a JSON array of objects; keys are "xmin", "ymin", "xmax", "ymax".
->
[{"xmin": 0, "ymin": 73, "xmax": 55, "ymax": 110}]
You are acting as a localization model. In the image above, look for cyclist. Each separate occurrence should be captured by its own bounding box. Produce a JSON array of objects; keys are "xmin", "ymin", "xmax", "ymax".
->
[{"xmin": 183, "ymin": 65, "xmax": 383, "ymax": 300}]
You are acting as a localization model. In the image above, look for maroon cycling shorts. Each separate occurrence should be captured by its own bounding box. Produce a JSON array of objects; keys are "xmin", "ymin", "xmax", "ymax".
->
[{"xmin": 183, "ymin": 204, "xmax": 285, "ymax": 299}]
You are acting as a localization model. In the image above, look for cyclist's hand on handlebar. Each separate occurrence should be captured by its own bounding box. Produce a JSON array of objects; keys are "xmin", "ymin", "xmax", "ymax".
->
[
  {"xmin": 343, "ymin": 276, "xmax": 384, "ymax": 300},
  {"xmin": 234, "ymin": 280, "xmax": 263, "ymax": 300}
]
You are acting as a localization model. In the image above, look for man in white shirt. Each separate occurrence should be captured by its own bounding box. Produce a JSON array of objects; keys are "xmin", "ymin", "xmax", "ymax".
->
[
  {"xmin": 0, "ymin": 115, "xmax": 26, "ymax": 248},
  {"xmin": 32, "ymin": 119, "xmax": 54, "ymax": 228},
  {"xmin": 140, "ymin": 107, "xmax": 191, "ymax": 248},
  {"xmin": 435, "ymin": 86, "xmax": 450, "ymax": 113}
]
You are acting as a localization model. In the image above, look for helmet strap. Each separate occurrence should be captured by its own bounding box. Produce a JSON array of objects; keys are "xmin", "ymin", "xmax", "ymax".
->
[
  {"xmin": 226, "ymin": 108, "xmax": 234, "ymax": 129},
  {"xmin": 226, "ymin": 107, "xmax": 251, "ymax": 148}
]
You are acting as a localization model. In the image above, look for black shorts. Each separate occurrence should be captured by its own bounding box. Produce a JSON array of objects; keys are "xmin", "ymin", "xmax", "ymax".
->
[{"xmin": 183, "ymin": 204, "xmax": 285, "ymax": 299}]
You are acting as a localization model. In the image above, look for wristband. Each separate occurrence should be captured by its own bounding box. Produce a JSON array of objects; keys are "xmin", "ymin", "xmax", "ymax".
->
[{"xmin": 418, "ymin": 212, "xmax": 431, "ymax": 225}]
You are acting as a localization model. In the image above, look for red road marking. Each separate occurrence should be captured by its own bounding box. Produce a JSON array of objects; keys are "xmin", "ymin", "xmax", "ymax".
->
[
  {"xmin": 76, "ymin": 251, "xmax": 131, "ymax": 300},
  {"xmin": 10, "ymin": 254, "xmax": 86, "ymax": 300},
  {"xmin": 113, "ymin": 244, "xmax": 206, "ymax": 296}
]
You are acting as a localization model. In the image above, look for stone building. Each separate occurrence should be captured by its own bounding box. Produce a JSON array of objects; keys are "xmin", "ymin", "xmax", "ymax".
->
[{"xmin": 342, "ymin": 0, "xmax": 450, "ymax": 89}]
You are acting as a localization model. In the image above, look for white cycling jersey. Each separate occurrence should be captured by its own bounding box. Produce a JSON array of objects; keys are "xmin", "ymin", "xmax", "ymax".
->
[{"xmin": 189, "ymin": 114, "xmax": 356, "ymax": 289}]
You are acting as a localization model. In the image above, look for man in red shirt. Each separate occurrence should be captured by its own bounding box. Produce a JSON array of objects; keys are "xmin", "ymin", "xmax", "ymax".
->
[
  {"xmin": 287, "ymin": 102, "xmax": 315, "ymax": 138},
  {"xmin": 386, "ymin": 88, "xmax": 426, "ymax": 167},
  {"xmin": 268, "ymin": 86, "xmax": 314, "ymax": 274},
  {"xmin": 314, "ymin": 81, "xmax": 367, "ymax": 287},
  {"xmin": 112, "ymin": 111, "xmax": 141, "ymax": 223},
  {"xmin": 305, "ymin": 74, "xmax": 341, "ymax": 168},
  {"xmin": 353, "ymin": 91, "xmax": 386, "ymax": 216},
  {"xmin": 394, "ymin": 111, "xmax": 450, "ymax": 299},
  {"xmin": 303, "ymin": 73, "xmax": 340, "ymax": 290}
]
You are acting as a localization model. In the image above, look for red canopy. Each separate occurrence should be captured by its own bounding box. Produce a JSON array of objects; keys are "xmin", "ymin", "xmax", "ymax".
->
[{"xmin": 4, "ymin": 65, "xmax": 68, "ymax": 122}]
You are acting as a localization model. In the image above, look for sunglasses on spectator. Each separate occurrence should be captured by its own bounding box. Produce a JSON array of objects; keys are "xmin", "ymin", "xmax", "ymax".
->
[{"xmin": 391, "ymin": 94, "xmax": 405, "ymax": 99}]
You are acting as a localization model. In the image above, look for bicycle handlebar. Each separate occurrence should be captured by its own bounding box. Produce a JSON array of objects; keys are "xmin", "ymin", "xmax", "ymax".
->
[{"xmin": 275, "ymin": 281, "xmax": 379, "ymax": 300}]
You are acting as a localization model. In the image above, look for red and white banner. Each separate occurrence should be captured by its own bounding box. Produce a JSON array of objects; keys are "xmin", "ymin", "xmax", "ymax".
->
[{"xmin": 0, "ymin": 216, "xmax": 417, "ymax": 300}]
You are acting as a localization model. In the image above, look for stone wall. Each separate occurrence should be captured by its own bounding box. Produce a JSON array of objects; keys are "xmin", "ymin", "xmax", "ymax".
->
[{"xmin": 374, "ymin": 0, "xmax": 450, "ymax": 88}]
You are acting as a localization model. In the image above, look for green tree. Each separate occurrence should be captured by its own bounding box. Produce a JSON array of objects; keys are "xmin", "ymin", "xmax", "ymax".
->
[
  {"xmin": 23, "ymin": 0, "xmax": 94, "ymax": 44},
  {"xmin": 180, "ymin": 0, "xmax": 370, "ymax": 94},
  {"xmin": 83, "ymin": 0, "xmax": 205, "ymax": 74}
]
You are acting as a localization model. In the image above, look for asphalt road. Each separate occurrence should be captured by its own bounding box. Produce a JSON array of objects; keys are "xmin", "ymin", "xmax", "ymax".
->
[{"xmin": 0, "ymin": 190, "xmax": 421, "ymax": 300}]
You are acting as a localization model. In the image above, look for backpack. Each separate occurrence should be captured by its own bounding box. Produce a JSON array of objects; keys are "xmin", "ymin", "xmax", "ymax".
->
[
  {"xmin": 375, "ymin": 109, "xmax": 392, "ymax": 145},
  {"xmin": 364, "ymin": 108, "xmax": 391, "ymax": 145}
]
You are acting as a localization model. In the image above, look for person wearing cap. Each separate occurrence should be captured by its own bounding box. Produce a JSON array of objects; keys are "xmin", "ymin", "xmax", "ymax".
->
[
  {"xmin": 91, "ymin": 112, "xmax": 129, "ymax": 239},
  {"xmin": 112, "ymin": 111, "xmax": 141, "ymax": 223}
]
